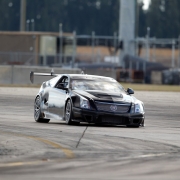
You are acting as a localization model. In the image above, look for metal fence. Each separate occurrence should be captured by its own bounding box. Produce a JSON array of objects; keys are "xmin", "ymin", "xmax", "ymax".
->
[
  {"xmin": 0, "ymin": 52, "xmax": 36, "ymax": 65},
  {"xmin": 137, "ymin": 38, "xmax": 180, "ymax": 69},
  {"xmin": 0, "ymin": 52, "xmax": 73, "ymax": 67},
  {"xmin": 0, "ymin": 36, "xmax": 180, "ymax": 70}
]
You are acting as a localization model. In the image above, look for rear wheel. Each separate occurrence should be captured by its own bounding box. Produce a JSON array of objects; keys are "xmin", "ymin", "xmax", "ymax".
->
[{"xmin": 34, "ymin": 96, "xmax": 50, "ymax": 123}]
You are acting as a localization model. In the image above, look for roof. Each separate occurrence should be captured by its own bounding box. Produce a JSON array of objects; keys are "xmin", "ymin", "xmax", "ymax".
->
[
  {"xmin": 60, "ymin": 74, "xmax": 116, "ymax": 81},
  {"xmin": 0, "ymin": 31, "xmax": 72, "ymax": 37}
]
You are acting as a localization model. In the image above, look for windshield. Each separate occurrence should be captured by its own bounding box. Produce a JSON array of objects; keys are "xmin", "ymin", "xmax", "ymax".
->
[{"xmin": 71, "ymin": 79, "xmax": 126, "ymax": 93}]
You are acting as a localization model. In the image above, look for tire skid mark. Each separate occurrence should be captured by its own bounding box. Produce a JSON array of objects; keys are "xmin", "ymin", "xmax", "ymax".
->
[
  {"xmin": 0, "ymin": 151, "xmax": 177, "ymax": 168},
  {"xmin": 0, "ymin": 158, "xmax": 65, "ymax": 168},
  {"xmin": 102, "ymin": 134, "xmax": 180, "ymax": 150},
  {"xmin": 0, "ymin": 130, "xmax": 74, "ymax": 159},
  {"xmin": 32, "ymin": 136, "xmax": 74, "ymax": 158}
]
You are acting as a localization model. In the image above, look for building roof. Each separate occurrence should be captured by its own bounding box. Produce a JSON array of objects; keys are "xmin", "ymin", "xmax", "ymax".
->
[{"xmin": 0, "ymin": 31, "xmax": 72, "ymax": 37}]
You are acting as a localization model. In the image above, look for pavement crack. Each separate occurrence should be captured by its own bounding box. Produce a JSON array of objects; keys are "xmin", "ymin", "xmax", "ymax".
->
[{"xmin": 76, "ymin": 126, "xmax": 88, "ymax": 148}]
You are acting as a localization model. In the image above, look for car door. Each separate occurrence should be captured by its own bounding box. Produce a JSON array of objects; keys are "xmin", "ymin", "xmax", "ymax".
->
[{"xmin": 48, "ymin": 76, "xmax": 69, "ymax": 119}]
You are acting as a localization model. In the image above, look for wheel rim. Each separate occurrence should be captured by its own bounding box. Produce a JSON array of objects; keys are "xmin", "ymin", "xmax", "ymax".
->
[
  {"xmin": 34, "ymin": 97, "xmax": 41, "ymax": 120},
  {"xmin": 65, "ymin": 101, "xmax": 71, "ymax": 122}
]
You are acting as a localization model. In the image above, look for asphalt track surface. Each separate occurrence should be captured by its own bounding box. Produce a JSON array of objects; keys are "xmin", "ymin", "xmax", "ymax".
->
[{"xmin": 0, "ymin": 87, "xmax": 180, "ymax": 180}]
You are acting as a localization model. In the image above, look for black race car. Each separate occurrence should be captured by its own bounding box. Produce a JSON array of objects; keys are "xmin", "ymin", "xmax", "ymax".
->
[{"xmin": 30, "ymin": 70, "xmax": 145, "ymax": 127}]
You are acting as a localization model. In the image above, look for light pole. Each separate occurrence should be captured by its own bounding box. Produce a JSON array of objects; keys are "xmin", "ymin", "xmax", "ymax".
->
[
  {"xmin": 92, "ymin": 31, "xmax": 95, "ymax": 62},
  {"xmin": 59, "ymin": 23, "xmax": 63, "ymax": 65},
  {"xmin": 178, "ymin": 36, "xmax": 180, "ymax": 68},
  {"xmin": 20, "ymin": 0, "xmax": 26, "ymax": 31},
  {"xmin": 31, "ymin": 19, "xmax": 35, "ymax": 31},
  {"xmin": 26, "ymin": 19, "xmax": 30, "ymax": 31},
  {"xmin": 72, "ymin": 31, "xmax": 76, "ymax": 68},
  {"xmin": 146, "ymin": 27, "xmax": 150, "ymax": 61},
  {"xmin": 113, "ymin": 32, "xmax": 117, "ymax": 63},
  {"xmin": 171, "ymin": 39, "xmax": 175, "ymax": 69},
  {"xmin": 152, "ymin": 37, "xmax": 156, "ymax": 62}
]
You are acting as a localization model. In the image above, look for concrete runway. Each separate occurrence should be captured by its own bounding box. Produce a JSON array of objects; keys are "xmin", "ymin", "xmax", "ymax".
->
[{"xmin": 0, "ymin": 87, "xmax": 180, "ymax": 180}]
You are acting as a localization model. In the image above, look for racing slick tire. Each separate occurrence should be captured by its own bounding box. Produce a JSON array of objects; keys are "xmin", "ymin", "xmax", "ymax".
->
[
  {"xmin": 34, "ymin": 96, "xmax": 50, "ymax": 123},
  {"xmin": 65, "ymin": 99, "xmax": 79, "ymax": 125}
]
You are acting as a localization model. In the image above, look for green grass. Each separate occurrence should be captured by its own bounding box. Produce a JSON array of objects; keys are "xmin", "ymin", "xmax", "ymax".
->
[
  {"xmin": 121, "ymin": 83, "xmax": 180, "ymax": 92},
  {"xmin": 0, "ymin": 84, "xmax": 40, "ymax": 88}
]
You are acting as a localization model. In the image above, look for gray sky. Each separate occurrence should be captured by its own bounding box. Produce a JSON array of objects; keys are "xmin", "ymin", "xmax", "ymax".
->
[{"xmin": 143, "ymin": 0, "xmax": 151, "ymax": 10}]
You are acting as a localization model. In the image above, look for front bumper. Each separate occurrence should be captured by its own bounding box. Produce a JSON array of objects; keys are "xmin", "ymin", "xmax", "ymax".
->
[{"xmin": 72, "ymin": 107, "xmax": 145, "ymax": 126}]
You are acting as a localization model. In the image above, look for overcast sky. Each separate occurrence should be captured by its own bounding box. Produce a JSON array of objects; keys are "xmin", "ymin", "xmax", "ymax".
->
[{"xmin": 143, "ymin": 0, "xmax": 151, "ymax": 10}]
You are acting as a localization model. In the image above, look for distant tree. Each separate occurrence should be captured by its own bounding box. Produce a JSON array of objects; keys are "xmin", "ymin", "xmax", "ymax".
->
[
  {"xmin": 0, "ymin": 0, "xmax": 119, "ymax": 35},
  {"xmin": 146, "ymin": 0, "xmax": 180, "ymax": 38},
  {"xmin": 0, "ymin": 0, "xmax": 20, "ymax": 31},
  {"xmin": 0, "ymin": 0, "xmax": 120, "ymax": 35},
  {"xmin": 137, "ymin": 0, "xmax": 147, "ymax": 37},
  {"xmin": 1, "ymin": 0, "xmax": 180, "ymax": 38}
]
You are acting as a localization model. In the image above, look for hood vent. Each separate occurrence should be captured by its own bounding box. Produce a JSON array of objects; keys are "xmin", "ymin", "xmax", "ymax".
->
[{"xmin": 96, "ymin": 94, "xmax": 123, "ymax": 99}]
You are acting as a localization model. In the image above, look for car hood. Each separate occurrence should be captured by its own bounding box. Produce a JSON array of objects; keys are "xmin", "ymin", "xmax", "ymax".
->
[{"xmin": 73, "ymin": 90, "xmax": 136, "ymax": 104}]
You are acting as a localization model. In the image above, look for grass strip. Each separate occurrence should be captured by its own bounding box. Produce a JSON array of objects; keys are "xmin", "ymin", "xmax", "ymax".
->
[{"xmin": 121, "ymin": 83, "xmax": 180, "ymax": 92}]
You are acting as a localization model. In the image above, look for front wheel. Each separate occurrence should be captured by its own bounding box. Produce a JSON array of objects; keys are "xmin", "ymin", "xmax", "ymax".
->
[
  {"xmin": 65, "ymin": 100, "xmax": 79, "ymax": 125},
  {"xmin": 34, "ymin": 96, "xmax": 50, "ymax": 123},
  {"xmin": 65, "ymin": 100, "xmax": 73, "ymax": 125}
]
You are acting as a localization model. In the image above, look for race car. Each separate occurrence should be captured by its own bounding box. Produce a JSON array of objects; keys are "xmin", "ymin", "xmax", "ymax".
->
[{"xmin": 30, "ymin": 70, "xmax": 145, "ymax": 127}]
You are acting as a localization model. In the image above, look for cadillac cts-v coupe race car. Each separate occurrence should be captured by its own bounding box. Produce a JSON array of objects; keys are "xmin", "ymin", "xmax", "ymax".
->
[{"xmin": 30, "ymin": 70, "xmax": 145, "ymax": 127}]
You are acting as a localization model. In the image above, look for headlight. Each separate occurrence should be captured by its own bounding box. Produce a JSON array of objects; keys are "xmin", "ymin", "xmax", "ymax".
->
[
  {"xmin": 135, "ymin": 103, "xmax": 144, "ymax": 113},
  {"xmin": 80, "ymin": 96, "xmax": 90, "ymax": 109},
  {"xmin": 131, "ymin": 103, "xmax": 144, "ymax": 113}
]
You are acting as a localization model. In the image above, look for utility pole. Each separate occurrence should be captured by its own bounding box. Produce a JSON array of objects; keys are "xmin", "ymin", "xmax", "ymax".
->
[{"xmin": 20, "ymin": 0, "xmax": 26, "ymax": 31}]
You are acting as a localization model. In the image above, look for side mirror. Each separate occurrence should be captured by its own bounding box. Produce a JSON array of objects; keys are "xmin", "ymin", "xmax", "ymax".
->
[
  {"xmin": 127, "ymin": 88, "xmax": 134, "ymax": 95},
  {"xmin": 62, "ymin": 87, "xmax": 68, "ymax": 91}
]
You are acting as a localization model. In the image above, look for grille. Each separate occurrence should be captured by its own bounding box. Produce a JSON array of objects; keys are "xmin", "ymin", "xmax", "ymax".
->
[
  {"xmin": 95, "ymin": 101, "xmax": 130, "ymax": 113},
  {"xmin": 101, "ymin": 116, "xmax": 129, "ymax": 125}
]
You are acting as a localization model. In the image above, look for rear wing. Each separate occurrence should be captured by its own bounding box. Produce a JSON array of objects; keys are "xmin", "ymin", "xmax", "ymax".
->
[{"xmin": 30, "ymin": 69, "xmax": 58, "ymax": 83}]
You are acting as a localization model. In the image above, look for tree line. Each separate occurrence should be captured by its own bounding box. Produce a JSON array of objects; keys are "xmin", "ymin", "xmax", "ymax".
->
[{"xmin": 0, "ymin": 0, "xmax": 179, "ymax": 38}]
